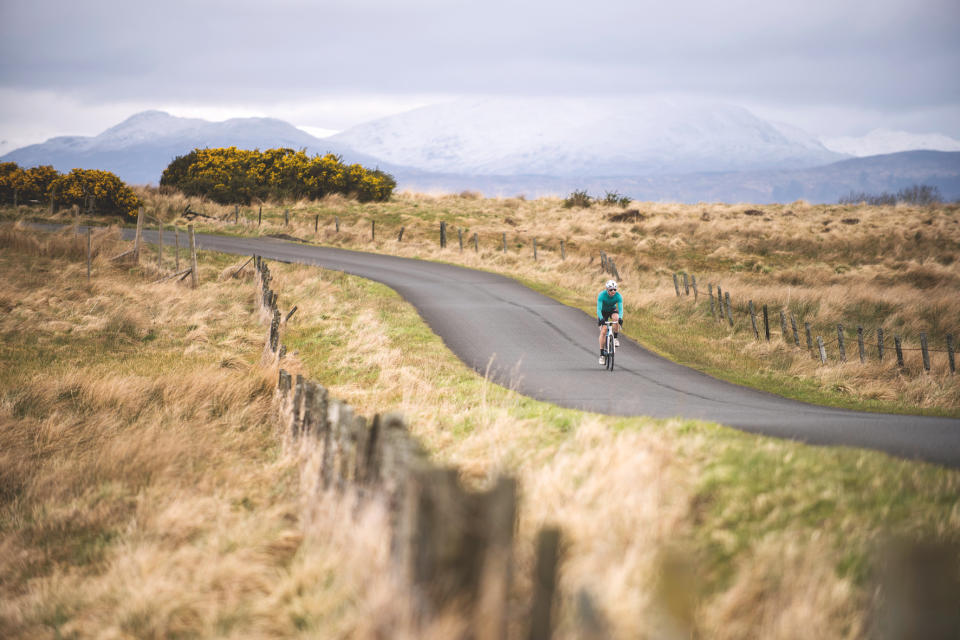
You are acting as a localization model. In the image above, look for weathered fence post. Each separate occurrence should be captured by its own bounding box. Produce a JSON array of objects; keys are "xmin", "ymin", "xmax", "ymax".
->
[
  {"xmin": 920, "ymin": 333, "xmax": 930, "ymax": 372},
  {"xmin": 502, "ymin": 233, "xmax": 507, "ymax": 253},
  {"xmin": 673, "ymin": 274, "xmax": 681, "ymax": 297},
  {"xmin": 724, "ymin": 291, "xmax": 733, "ymax": 327},
  {"xmin": 188, "ymin": 224, "xmax": 198, "ymax": 289},
  {"xmin": 458, "ymin": 228, "xmax": 464, "ymax": 252},
  {"xmin": 157, "ymin": 221, "xmax": 163, "ymax": 271},
  {"xmin": 805, "ymin": 322, "xmax": 813, "ymax": 351},
  {"xmin": 440, "ymin": 221, "xmax": 447, "ymax": 248},
  {"xmin": 86, "ymin": 227, "xmax": 92, "ymax": 284},
  {"xmin": 560, "ymin": 240, "xmax": 565, "ymax": 260},
  {"xmin": 877, "ymin": 328, "xmax": 885, "ymax": 361},
  {"xmin": 837, "ymin": 324, "xmax": 846, "ymax": 362},
  {"xmin": 790, "ymin": 313, "xmax": 800, "ymax": 346},
  {"xmin": 762, "ymin": 304, "xmax": 770, "ymax": 340},
  {"xmin": 779, "ymin": 310, "xmax": 789, "ymax": 343},
  {"xmin": 817, "ymin": 336, "xmax": 827, "ymax": 363},
  {"xmin": 895, "ymin": 335, "xmax": 904, "ymax": 368},
  {"xmin": 682, "ymin": 272, "xmax": 689, "ymax": 295},
  {"xmin": 397, "ymin": 227, "xmax": 405, "ymax": 242},
  {"xmin": 133, "ymin": 206, "xmax": 144, "ymax": 263},
  {"xmin": 315, "ymin": 214, "xmax": 319, "ymax": 234},
  {"xmin": 947, "ymin": 334, "xmax": 955, "ymax": 374},
  {"xmin": 529, "ymin": 527, "xmax": 561, "ymax": 640},
  {"xmin": 533, "ymin": 238, "xmax": 538, "ymax": 261},
  {"xmin": 857, "ymin": 326, "xmax": 865, "ymax": 363},
  {"xmin": 284, "ymin": 209, "xmax": 289, "ymax": 226},
  {"xmin": 717, "ymin": 285, "xmax": 724, "ymax": 320},
  {"xmin": 234, "ymin": 204, "xmax": 239, "ymax": 224},
  {"xmin": 749, "ymin": 301, "xmax": 759, "ymax": 339},
  {"xmin": 371, "ymin": 220, "xmax": 376, "ymax": 241},
  {"xmin": 335, "ymin": 216, "xmax": 340, "ymax": 233},
  {"xmin": 258, "ymin": 205, "xmax": 262, "ymax": 226},
  {"xmin": 473, "ymin": 232, "xmax": 479, "ymax": 252},
  {"xmin": 691, "ymin": 275, "xmax": 698, "ymax": 300}
]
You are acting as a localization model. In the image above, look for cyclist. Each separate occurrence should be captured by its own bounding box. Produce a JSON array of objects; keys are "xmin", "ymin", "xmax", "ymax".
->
[{"xmin": 597, "ymin": 279, "xmax": 623, "ymax": 364}]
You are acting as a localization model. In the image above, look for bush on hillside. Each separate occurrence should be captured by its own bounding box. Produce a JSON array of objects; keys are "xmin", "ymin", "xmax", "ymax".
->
[
  {"xmin": 563, "ymin": 189, "xmax": 593, "ymax": 208},
  {"xmin": 159, "ymin": 147, "xmax": 396, "ymax": 205},
  {"xmin": 838, "ymin": 183, "xmax": 942, "ymax": 206},
  {"xmin": 0, "ymin": 162, "xmax": 140, "ymax": 215}
]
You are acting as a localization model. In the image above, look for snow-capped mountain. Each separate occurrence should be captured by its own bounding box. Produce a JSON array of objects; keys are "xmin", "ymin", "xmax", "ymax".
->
[
  {"xmin": 327, "ymin": 96, "xmax": 846, "ymax": 177},
  {"xmin": 0, "ymin": 110, "xmax": 385, "ymax": 185},
  {"xmin": 821, "ymin": 129, "xmax": 960, "ymax": 157}
]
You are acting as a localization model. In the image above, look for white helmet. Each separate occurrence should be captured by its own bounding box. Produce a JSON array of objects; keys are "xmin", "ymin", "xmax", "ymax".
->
[{"xmin": 605, "ymin": 279, "xmax": 617, "ymax": 291}]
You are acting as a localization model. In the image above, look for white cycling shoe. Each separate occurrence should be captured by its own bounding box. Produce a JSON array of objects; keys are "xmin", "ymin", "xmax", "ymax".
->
[
  {"xmin": 614, "ymin": 338, "xmax": 620, "ymax": 347},
  {"xmin": 598, "ymin": 352, "xmax": 605, "ymax": 365}
]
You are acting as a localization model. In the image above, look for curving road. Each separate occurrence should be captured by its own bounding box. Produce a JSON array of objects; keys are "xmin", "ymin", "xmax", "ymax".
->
[{"xmin": 131, "ymin": 229, "xmax": 960, "ymax": 468}]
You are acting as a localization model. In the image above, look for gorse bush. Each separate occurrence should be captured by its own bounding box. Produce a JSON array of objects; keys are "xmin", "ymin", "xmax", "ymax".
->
[
  {"xmin": 0, "ymin": 162, "xmax": 140, "ymax": 216},
  {"xmin": 603, "ymin": 190, "xmax": 633, "ymax": 208},
  {"xmin": 563, "ymin": 189, "xmax": 593, "ymax": 208},
  {"xmin": 160, "ymin": 147, "xmax": 396, "ymax": 204}
]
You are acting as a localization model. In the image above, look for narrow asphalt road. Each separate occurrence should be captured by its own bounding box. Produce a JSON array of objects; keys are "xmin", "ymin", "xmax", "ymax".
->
[{"xmin": 129, "ymin": 229, "xmax": 960, "ymax": 468}]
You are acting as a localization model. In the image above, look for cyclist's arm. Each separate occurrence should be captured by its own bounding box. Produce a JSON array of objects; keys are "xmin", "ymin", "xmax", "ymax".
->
[
  {"xmin": 596, "ymin": 292, "xmax": 603, "ymax": 319},
  {"xmin": 617, "ymin": 296, "xmax": 623, "ymax": 318}
]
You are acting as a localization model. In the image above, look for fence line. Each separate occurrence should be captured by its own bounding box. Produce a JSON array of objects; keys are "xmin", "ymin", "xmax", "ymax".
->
[
  {"xmin": 252, "ymin": 256, "xmax": 587, "ymax": 637},
  {"xmin": 672, "ymin": 272, "xmax": 956, "ymax": 374}
]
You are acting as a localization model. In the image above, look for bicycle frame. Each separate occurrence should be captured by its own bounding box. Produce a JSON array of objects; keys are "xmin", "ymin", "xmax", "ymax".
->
[{"xmin": 603, "ymin": 320, "xmax": 617, "ymax": 371}]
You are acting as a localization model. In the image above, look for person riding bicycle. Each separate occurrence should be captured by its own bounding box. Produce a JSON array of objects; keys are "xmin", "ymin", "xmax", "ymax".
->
[{"xmin": 597, "ymin": 279, "xmax": 623, "ymax": 365}]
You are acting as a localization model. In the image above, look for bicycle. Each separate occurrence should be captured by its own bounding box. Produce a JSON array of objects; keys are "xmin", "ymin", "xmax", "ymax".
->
[{"xmin": 602, "ymin": 320, "xmax": 617, "ymax": 371}]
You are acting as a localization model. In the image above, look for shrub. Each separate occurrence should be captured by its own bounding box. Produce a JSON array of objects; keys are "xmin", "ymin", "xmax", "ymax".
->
[
  {"xmin": 160, "ymin": 147, "xmax": 396, "ymax": 204},
  {"xmin": 602, "ymin": 191, "xmax": 632, "ymax": 208},
  {"xmin": 48, "ymin": 168, "xmax": 142, "ymax": 216},
  {"xmin": 11, "ymin": 165, "xmax": 59, "ymax": 202},
  {"xmin": 838, "ymin": 184, "xmax": 942, "ymax": 206},
  {"xmin": 563, "ymin": 190, "xmax": 593, "ymax": 208}
]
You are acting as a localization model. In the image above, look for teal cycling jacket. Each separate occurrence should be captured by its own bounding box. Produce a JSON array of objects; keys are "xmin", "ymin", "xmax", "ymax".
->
[{"xmin": 597, "ymin": 290, "xmax": 623, "ymax": 319}]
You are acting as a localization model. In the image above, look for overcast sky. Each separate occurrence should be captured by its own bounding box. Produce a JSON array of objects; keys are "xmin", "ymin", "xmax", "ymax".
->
[{"xmin": 1, "ymin": 0, "xmax": 958, "ymax": 153}]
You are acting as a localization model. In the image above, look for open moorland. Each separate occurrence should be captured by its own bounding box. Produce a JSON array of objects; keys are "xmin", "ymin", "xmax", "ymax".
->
[{"xmin": 1, "ymin": 210, "xmax": 958, "ymax": 638}]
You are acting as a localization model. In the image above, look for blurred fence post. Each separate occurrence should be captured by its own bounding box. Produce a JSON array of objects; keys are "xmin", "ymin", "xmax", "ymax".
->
[
  {"xmin": 397, "ymin": 227, "xmax": 405, "ymax": 242},
  {"xmin": 371, "ymin": 220, "xmax": 376, "ymax": 241},
  {"xmin": 920, "ymin": 333, "xmax": 930, "ymax": 372},
  {"xmin": 533, "ymin": 238, "xmax": 538, "ymax": 261},
  {"xmin": 673, "ymin": 274, "xmax": 680, "ymax": 297},
  {"xmin": 284, "ymin": 209, "xmax": 289, "ymax": 226},
  {"xmin": 234, "ymin": 204, "xmax": 239, "ymax": 224},
  {"xmin": 315, "ymin": 214, "xmax": 319, "ymax": 234},
  {"xmin": 86, "ymin": 227, "xmax": 92, "ymax": 284},
  {"xmin": 717, "ymin": 286, "xmax": 724, "ymax": 321},
  {"xmin": 790, "ymin": 313, "xmax": 800, "ymax": 346},
  {"xmin": 691, "ymin": 275, "xmax": 698, "ymax": 300},
  {"xmin": 335, "ymin": 216, "xmax": 340, "ymax": 232},
  {"xmin": 133, "ymin": 206, "xmax": 144, "ymax": 263},
  {"xmin": 560, "ymin": 240, "xmax": 565, "ymax": 260},
  {"xmin": 188, "ymin": 224, "xmax": 198, "ymax": 289},
  {"xmin": 779, "ymin": 310, "xmax": 788, "ymax": 343},
  {"xmin": 947, "ymin": 334, "xmax": 955, "ymax": 374},
  {"xmin": 258, "ymin": 205, "xmax": 262, "ymax": 226},
  {"xmin": 837, "ymin": 324, "xmax": 846, "ymax": 362},
  {"xmin": 502, "ymin": 232, "xmax": 507, "ymax": 253},
  {"xmin": 749, "ymin": 301, "xmax": 759, "ymax": 340},
  {"xmin": 708, "ymin": 283, "xmax": 716, "ymax": 317},
  {"xmin": 817, "ymin": 336, "xmax": 827, "ymax": 363},
  {"xmin": 805, "ymin": 322, "xmax": 813, "ymax": 351},
  {"xmin": 473, "ymin": 232, "xmax": 479, "ymax": 252},
  {"xmin": 895, "ymin": 335, "xmax": 904, "ymax": 368},
  {"xmin": 724, "ymin": 291, "xmax": 733, "ymax": 327},
  {"xmin": 530, "ymin": 527, "xmax": 561, "ymax": 640},
  {"xmin": 440, "ymin": 221, "xmax": 447, "ymax": 248},
  {"xmin": 682, "ymin": 272, "xmax": 689, "ymax": 295},
  {"xmin": 175, "ymin": 226, "xmax": 180, "ymax": 271},
  {"xmin": 763, "ymin": 304, "xmax": 770, "ymax": 340},
  {"xmin": 878, "ymin": 328, "xmax": 885, "ymax": 361},
  {"xmin": 857, "ymin": 326, "xmax": 865, "ymax": 363}
]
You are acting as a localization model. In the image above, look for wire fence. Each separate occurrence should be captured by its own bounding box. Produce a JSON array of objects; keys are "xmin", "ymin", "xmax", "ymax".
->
[{"xmin": 672, "ymin": 271, "xmax": 957, "ymax": 375}]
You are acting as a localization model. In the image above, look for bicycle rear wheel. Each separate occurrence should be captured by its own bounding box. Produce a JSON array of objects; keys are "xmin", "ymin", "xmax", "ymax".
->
[{"xmin": 605, "ymin": 334, "xmax": 615, "ymax": 371}]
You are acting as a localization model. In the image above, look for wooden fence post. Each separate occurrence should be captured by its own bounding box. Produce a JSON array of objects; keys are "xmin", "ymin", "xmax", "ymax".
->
[
  {"xmin": 258, "ymin": 205, "xmax": 262, "ymax": 226},
  {"xmin": 157, "ymin": 221, "xmax": 163, "ymax": 271},
  {"xmin": 817, "ymin": 336, "xmax": 827, "ymax": 363},
  {"xmin": 763, "ymin": 304, "xmax": 770, "ymax": 340},
  {"xmin": 691, "ymin": 275, "xmax": 698, "ymax": 300},
  {"xmin": 920, "ymin": 333, "xmax": 930, "ymax": 372},
  {"xmin": 371, "ymin": 220, "xmax": 376, "ymax": 241},
  {"xmin": 805, "ymin": 322, "xmax": 813, "ymax": 351},
  {"xmin": 673, "ymin": 274, "xmax": 681, "ymax": 297},
  {"xmin": 708, "ymin": 283, "xmax": 715, "ymax": 317},
  {"xmin": 458, "ymin": 228, "xmax": 464, "ymax": 252},
  {"xmin": 234, "ymin": 204, "xmax": 239, "ymax": 224},
  {"xmin": 682, "ymin": 272, "xmax": 689, "ymax": 295},
  {"xmin": 502, "ymin": 232, "xmax": 507, "ymax": 253},
  {"xmin": 895, "ymin": 335, "xmax": 904, "ymax": 368},
  {"xmin": 440, "ymin": 221, "xmax": 447, "ymax": 248},
  {"xmin": 133, "ymin": 206, "xmax": 144, "ymax": 263},
  {"xmin": 724, "ymin": 291, "xmax": 733, "ymax": 327},
  {"xmin": 86, "ymin": 227, "xmax": 92, "ymax": 284},
  {"xmin": 529, "ymin": 527, "xmax": 561, "ymax": 640},
  {"xmin": 748, "ymin": 301, "xmax": 759, "ymax": 339},
  {"xmin": 857, "ymin": 326, "xmax": 865, "ymax": 363},
  {"xmin": 717, "ymin": 285, "xmax": 724, "ymax": 320},
  {"xmin": 779, "ymin": 310, "xmax": 788, "ymax": 343},
  {"xmin": 790, "ymin": 313, "xmax": 800, "ymax": 346},
  {"xmin": 837, "ymin": 324, "xmax": 846, "ymax": 362},
  {"xmin": 533, "ymin": 238, "xmax": 538, "ymax": 261},
  {"xmin": 397, "ymin": 227, "xmax": 405, "ymax": 242},
  {"xmin": 560, "ymin": 240, "xmax": 565, "ymax": 260},
  {"xmin": 878, "ymin": 328, "xmax": 885, "ymax": 361},
  {"xmin": 315, "ymin": 214, "xmax": 319, "ymax": 234},
  {"xmin": 284, "ymin": 209, "xmax": 289, "ymax": 226},
  {"xmin": 473, "ymin": 232, "xmax": 479, "ymax": 252},
  {"xmin": 947, "ymin": 334, "xmax": 955, "ymax": 374},
  {"xmin": 188, "ymin": 224, "xmax": 198, "ymax": 289},
  {"xmin": 335, "ymin": 216, "xmax": 340, "ymax": 233}
]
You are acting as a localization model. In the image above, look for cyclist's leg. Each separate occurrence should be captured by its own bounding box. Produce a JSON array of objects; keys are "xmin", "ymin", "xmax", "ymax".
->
[{"xmin": 610, "ymin": 313, "xmax": 620, "ymax": 346}]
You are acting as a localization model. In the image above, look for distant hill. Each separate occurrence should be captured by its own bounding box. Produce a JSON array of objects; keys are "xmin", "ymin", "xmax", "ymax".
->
[
  {"xmin": 395, "ymin": 150, "xmax": 960, "ymax": 204},
  {"xmin": 329, "ymin": 96, "xmax": 847, "ymax": 177},
  {"xmin": 0, "ymin": 110, "xmax": 393, "ymax": 185},
  {"xmin": 4, "ymin": 109, "xmax": 958, "ymax": 203}
]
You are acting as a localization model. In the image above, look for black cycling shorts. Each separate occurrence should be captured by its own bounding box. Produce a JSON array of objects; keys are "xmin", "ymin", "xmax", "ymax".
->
[{"xmin": 598, "ymin": 311, "xmax": 623, "ymax": 327}]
